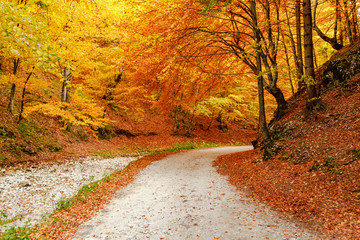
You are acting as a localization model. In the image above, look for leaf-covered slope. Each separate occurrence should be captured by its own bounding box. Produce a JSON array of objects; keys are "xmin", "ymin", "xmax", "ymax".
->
[
  {"xmin": 215, "ymin": 43, "xmax": 360, "ymax": 239},
  {"xmin": 0, "ymin": 101, "xmax": 255, "ymax": 167}
]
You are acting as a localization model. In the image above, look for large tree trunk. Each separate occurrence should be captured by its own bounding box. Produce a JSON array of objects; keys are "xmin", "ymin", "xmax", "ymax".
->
[
  {"xmin": 8, "ymin": 58, "xmax": 20, "ymax": 114},
  {"xmin": 250, "ymin": 0, "xmax": 273, "ymax": 159},
  {"xmin": 303, "ymin": 0, "xmax": 319, "ymax": 112},
  {"xmin": 351, "ymin": 1, "xmax": 358, "ymax": 38},
  {"xmin": 295, "ymin": 0, "xmax": 305, "ymax": 91},
  {"xmin": 8, "ymin": 84, "xmax": 16, "ymax": 114},
  {"xmin": 284, "ymin": 7, "xmax": 298, "ymax": 94},
  {"xmin": 343, "ymin": 1, "xmax": 354, "ymax": 44}
]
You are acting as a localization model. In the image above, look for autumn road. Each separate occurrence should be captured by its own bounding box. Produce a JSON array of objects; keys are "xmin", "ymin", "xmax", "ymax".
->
[{"xmin": 73, "ymin": 146, "xmax": 320, "ymax": 240}]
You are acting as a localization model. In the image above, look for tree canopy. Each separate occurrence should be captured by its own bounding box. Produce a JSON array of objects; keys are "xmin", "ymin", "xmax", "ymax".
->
[{"xmin": 0, "ymin": 0, "xmax": 358, "ymax": 136}]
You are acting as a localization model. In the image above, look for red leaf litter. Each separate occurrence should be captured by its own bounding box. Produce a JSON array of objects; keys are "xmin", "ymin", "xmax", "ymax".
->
[{"xmin": 215, "ymin": 75, "xmax": 360, "ymax": 240}]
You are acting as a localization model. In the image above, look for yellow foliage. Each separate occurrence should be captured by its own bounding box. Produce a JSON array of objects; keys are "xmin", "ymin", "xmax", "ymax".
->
[
  {"xmin": 1, "ymin": 0, "xmax": 342, "ymax": 132},
  {"xmin": 23, "ymin": 89, "xmax": 111, "ymax": 130},
  {"xmin": 0, "ymin": 75, "xmax": 20, "ymax": 85}
]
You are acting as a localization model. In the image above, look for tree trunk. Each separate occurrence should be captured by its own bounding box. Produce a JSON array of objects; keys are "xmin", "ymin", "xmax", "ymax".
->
[
  {"xmin": 351, "ymin": 1, "xmax": 358, "ymax": 38},
  {"xmin": 0, "ymin": 56, "xmax": 3, "ymax": 71},
  {"xmin": 284, "ymin": 8, "xmax": 298, "ymax": 94},
  {"xmin": 172, "ymin": 105, "xmax": 181, "ymax": 135},
  {"xmin": 282, "ymin": 34, "xmax": 295, "ymax": 96},
  {"xmin": 186, "ymin": 114, "xmax": 195, "ymax": 137},
  {"xmin": 250, "ymin": 0, "xmax": 273, "ymax": 159},
  {"xmin": 343, "ymin": 1, "xmax": 354, "ymax": 44},
  {"xmin": 295, "ymin": 0, "xmax": 305, "ymax": 91},
  {"xmin": 334, "ymin": 0, "xmax": 339, "ymax": 40},
  {"xmin": 8, "ymin": 58, "xmax": 20, "ymax": 114},
  {"xmin": 206, "ymin": 109, "xmax": 215, "ymax": 130},
  {"xmin": 303, "ymin": 0, "xmax": 319, "ymax": 112},
  {"xmin": 265, "ymin": 84, "xmax": 288, "ymax": 119},
  {"xmin": 61, "ymin": 67, "xmax": 71, "ymax": 103},
  {"xmin": 18, "ymin": 68, "xmax": 34, "ymax": 124}
]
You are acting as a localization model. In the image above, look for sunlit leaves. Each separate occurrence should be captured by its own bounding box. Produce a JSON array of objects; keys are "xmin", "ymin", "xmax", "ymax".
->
[
  {"xmin": 1, "ymin": 0, "xmax": 354, "ymax": 133},
  {"xmin": 0, "ymin": 1, "xmax": 55, "ymax": 70},
  {"xmin": 23, "ymin": 88, "xmax": 111, "ymax": 130}
]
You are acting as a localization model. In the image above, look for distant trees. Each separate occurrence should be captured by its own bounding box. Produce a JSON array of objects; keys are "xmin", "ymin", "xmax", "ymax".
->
[
  {"xmin": 0, "ymin": 0, "xmax": 135, "ymax": 130},
  {"xmin": 313, "ymin": 0, "xmax": 359, "ymax": 50}
]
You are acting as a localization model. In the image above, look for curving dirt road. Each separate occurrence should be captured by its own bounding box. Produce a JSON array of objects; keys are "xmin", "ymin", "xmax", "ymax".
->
[{"xmin": 73, "ymin": 146, "xmax": 321, "ymax": 240}]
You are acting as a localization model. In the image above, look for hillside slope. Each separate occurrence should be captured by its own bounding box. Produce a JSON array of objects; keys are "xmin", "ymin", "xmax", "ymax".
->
[
  {"xmin": 0, "ymin": 103, "xmax": 255, "ymax": 167},
  {"xmin": 215, "ymin": 44, "xmax": 360, "ymax": 239}
]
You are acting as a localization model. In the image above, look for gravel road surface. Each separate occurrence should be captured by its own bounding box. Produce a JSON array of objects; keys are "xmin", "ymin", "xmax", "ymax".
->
[{"xmin": 73, "ymin": 146, "xmax": 321, "ymax": 240}]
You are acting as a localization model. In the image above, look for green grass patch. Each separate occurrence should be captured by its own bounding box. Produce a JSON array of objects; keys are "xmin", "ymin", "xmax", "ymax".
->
[
  {"xmin": 167, "ymin": 141, "xmax": 221, "ymax": 152},
  {"xmin": 17, "ymin": 121, "xmax": 45, "ymax": 141},
  {"xmin": 0, "ymin": 211, "xmax": 33, "ymax": 240},
  {"xmin": 0, "ymin": 210, "xmax": 8, "ymax": 225},
  {"xmin": 1, "ymin": 226, "xmax": 36, "ymax": 240},
  {"xmin": 149, "ymin": 141, "xmax": 241, "ymax": 155},
  {"xmin": 0, "ymin": 211, "xmax": 23, "ymax": 226},
  {"xmin": 92, "ymin": 149, "xmax": 120, "ymax": 158},
  {"xmin": 55, "ymin": 180, "xmax": 101, "ymax": 211},
  {"xmin": 0, "ymin": 155, "xmax": 12, "ymax": 166}
]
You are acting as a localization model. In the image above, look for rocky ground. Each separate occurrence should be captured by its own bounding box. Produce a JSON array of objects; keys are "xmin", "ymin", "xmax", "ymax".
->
[{"xmin": 0, "ymin": 156, "xmax": 138, "ymax": 233}]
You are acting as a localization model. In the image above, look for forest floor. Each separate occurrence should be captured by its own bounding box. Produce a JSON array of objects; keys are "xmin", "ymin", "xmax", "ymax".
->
[{"xmin": 215, "ymin": 74, "xmax": 360, "ymax": 240}]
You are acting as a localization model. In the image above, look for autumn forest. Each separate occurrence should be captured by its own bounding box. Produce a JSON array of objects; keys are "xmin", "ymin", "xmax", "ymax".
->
[
  {"xmin": 1, "ymin": 0, "xmax": 360, "ymax": 239},
  {"xmin": 1, "ymin": 0, "xmax": 357, "ymax": 142}
]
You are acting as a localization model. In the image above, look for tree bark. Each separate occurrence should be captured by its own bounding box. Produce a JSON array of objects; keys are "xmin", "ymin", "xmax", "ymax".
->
[
  {"xmin": 250, "ymin": 0, "xmax": 273, "ymax": 158},
  {"xmin": 343, "ymin": 1, "xmax": 354, "ymax": 44},
  {"xmin": 284, "ymin": 7, "xmax": 298, "ymax": 94},
  {"xmin": 351, "ymin": 1, "xmax": 358, "ymax": 38},
  {"xmin": 282, "ymin": 34, "xmax": 295, "ymax": 96},
  {"xmin": 8, "ymin": 58, "xmax": 20, "ymax": 114},
  {"xmin": 18, "ymin": 67, "xmax": 34, "ymax": 124},
  {"xmin": 303, "ymin": 0, "xmax": 319, "ymax": 112},
  {"xmin": 295, "ymin": 0, "xmax": 305, "ymax": 91},
  {"xmin": 172, "ymin": 105, "xmax": 181, "ymax": 135},
  {"xmin": 61, "ymin": 67, "xmax": 71, "ymax": 103},
  {"xmin": 265, "ymin": 84, "xmax": 288, "ymax": 119}
]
